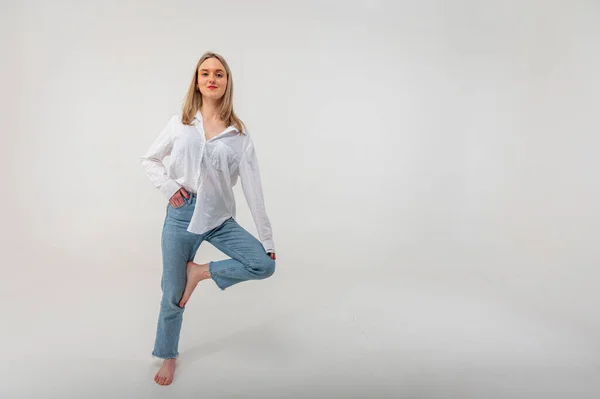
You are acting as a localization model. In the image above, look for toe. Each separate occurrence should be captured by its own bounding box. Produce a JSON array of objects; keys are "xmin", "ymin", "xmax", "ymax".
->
[{"xmin": 179, "ymin": 294, "xmax": 189, "ymax": 308}]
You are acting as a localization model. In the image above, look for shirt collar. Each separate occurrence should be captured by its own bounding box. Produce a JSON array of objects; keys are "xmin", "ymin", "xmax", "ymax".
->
[{"xmin": 194, "ymin": 110, "xmax": 246, "ymax": 135}]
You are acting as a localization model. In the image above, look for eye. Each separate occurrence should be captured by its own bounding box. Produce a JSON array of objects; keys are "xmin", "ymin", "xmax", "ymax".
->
[
  {"xmin": 217, "ymin": 73, "xmax": 224, "ymax": 78},
  {"xmin": 201, "ymin": 73, "xmax": 208, "ymax": 77}
]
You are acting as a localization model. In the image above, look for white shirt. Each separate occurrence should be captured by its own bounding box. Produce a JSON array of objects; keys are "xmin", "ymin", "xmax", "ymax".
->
[{"xmin": 140, "ymin": 111, "xmax": 275, "ymax": 253}]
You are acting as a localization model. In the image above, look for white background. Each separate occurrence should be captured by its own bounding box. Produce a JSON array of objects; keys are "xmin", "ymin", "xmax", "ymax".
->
[{"xmin": 2, "ymin": 0, "xmax": 599, "ymax": 398}]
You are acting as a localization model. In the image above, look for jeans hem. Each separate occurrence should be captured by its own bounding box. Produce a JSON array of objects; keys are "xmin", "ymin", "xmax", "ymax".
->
[
  {"xmin": 152, "ymin": 352, "xmax": 179, "ymax": 360},
  {"xmin": 209, "ymin": 261, "xmax": 228, "ymax": 291}
]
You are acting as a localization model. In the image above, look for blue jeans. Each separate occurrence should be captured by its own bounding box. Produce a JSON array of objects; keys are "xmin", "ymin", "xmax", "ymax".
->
[{"xmin": 152, "ymin": 193, "xmax": 276, "ymax": 359}]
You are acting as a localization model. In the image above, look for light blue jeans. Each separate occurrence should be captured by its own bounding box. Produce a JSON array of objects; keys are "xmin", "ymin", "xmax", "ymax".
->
[{"xmin": 152, "ymin": 193, "xmax": 276, "ymax": 359}]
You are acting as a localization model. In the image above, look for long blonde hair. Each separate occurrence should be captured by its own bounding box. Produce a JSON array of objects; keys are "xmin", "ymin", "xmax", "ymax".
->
[{"xmin": 181, "ymin": 51, "xmax": 246, "ymax": 133}]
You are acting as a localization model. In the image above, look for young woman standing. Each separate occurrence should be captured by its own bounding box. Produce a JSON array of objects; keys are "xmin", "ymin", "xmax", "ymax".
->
[{"xmin": 140, "ymin": 51, "xmax": 276, "ymax": 386}]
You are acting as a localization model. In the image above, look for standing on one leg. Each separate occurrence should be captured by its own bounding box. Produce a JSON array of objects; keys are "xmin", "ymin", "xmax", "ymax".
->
[{"xmin": 140, "ymin": 52, "xmax": 277, "ymax": 386}]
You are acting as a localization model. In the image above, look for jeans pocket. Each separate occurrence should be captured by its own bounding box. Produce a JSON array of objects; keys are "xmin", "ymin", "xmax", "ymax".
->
[{"xmin": 170, "ymin": 196, "xmax": 186, "ymax": 209}]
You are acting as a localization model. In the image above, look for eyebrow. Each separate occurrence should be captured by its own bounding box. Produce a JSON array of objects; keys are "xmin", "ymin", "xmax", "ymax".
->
[{"xmin": 199, "ymin": 69, "xmax": 225, "ymax": 73}]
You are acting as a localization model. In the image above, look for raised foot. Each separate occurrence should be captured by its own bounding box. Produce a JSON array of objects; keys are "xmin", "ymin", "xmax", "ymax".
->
[{"xmin": 178, "ymin": 261, "xmax": 211, "ymax": 308}]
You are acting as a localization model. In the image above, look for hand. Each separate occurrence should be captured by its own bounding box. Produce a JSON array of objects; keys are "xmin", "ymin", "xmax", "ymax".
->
[
  {"xmin": 169, "ymin": 188, "xmax": 190, "ymax": 208},
  {"xmin": 267, "ymin": 252, "xmax": 276, "ymax": 260}
]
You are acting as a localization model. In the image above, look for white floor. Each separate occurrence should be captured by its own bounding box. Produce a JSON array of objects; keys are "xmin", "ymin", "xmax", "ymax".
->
[{"xmin": 2, "ymin": 246, "xmax": 599, "ymax": 399}]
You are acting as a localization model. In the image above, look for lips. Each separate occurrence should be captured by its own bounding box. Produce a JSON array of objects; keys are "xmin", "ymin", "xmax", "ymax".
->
[{"xmin": 208, "ymin": 86, "xmax": 218, "ymax": 89}]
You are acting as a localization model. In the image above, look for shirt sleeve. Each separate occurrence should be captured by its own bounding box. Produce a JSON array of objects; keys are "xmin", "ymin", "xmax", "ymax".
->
[
  {"xmin": 238, "ymin": 137, "xmax": 275, "ymax": 253},
  {"xmin": 140, "ymin": 116, "xmax": 181, "ymax": 200}
]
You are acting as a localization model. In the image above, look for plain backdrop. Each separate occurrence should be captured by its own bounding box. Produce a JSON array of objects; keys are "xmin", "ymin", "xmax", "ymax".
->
[{"xmin": 1, "ymin": 0, "xmax": 599, "ymax": 398}]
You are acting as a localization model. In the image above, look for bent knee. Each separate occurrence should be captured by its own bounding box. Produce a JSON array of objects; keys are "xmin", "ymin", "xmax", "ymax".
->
[{"xmin": 256, "ymin": 256, "xmax": 276, "ymax": 279}]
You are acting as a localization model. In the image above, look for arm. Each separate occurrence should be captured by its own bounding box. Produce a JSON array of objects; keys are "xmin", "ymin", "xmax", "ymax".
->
[
  {"xmin": 139, "ymin": 117, "xmax": 181, "ymax": 200},
  {"xmin": 239, "ymin": 138, "xmax": 275, "ymax": 253}
]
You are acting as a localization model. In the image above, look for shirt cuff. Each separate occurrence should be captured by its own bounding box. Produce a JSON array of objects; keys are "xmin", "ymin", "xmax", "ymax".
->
[
  {"xmin": 261, "ymin": 239, "xmax": 275, "ymax": 254},
  {"xmin": 160, "ymin": 180, "xmax": 181, "ymax": 200}
]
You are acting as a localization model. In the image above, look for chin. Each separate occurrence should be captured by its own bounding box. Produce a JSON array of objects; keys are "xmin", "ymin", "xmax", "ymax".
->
[{"xmin": 203, "ymin": 92, "xmax": 225, "ymax": 100}]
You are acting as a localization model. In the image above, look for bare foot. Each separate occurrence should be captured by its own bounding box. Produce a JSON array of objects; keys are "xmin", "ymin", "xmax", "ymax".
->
[
  {"xmin": 154, "ymin": 358, "xmax": 176, "ymax": 385},
  {"xmin": 179, "ymin": 261, "xmax": 211, "ymax": 308}
]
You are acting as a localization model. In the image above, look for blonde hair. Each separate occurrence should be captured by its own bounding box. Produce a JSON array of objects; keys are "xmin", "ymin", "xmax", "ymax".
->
[{"xmin": 181, "ymin": 51, "xmax": 246, "ymax": 133}]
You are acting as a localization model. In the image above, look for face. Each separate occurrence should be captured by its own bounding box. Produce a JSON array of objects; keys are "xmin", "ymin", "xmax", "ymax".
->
[{"xmin": 197, "ymin": 57, "xmax": 228, "ymax": 101}]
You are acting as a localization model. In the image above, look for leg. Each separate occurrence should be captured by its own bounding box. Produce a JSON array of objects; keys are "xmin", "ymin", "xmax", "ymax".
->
[
  {"xmin": 205, "ymin": 217, "xmax": 276, "ymax": 290},
  {"xmin": 152, "ymin": 201, "xmax": 203, "ymax": 384}
]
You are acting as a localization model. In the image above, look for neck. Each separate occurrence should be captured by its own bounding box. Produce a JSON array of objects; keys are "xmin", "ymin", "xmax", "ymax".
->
[{"xmin": 200, "ymin": 99, "xmax": 222, "ymax": 122}]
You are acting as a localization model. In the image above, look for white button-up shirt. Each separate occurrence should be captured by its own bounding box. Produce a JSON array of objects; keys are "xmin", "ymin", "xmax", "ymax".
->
[{"xmin": 140, "ymin": 111, "xmax": 275, "ymax": 253}]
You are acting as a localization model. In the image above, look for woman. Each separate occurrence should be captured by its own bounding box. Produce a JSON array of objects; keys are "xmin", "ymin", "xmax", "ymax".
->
[{"xmin": 140, "ymin": 51, "xmax": 276, "ymax": 386}]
